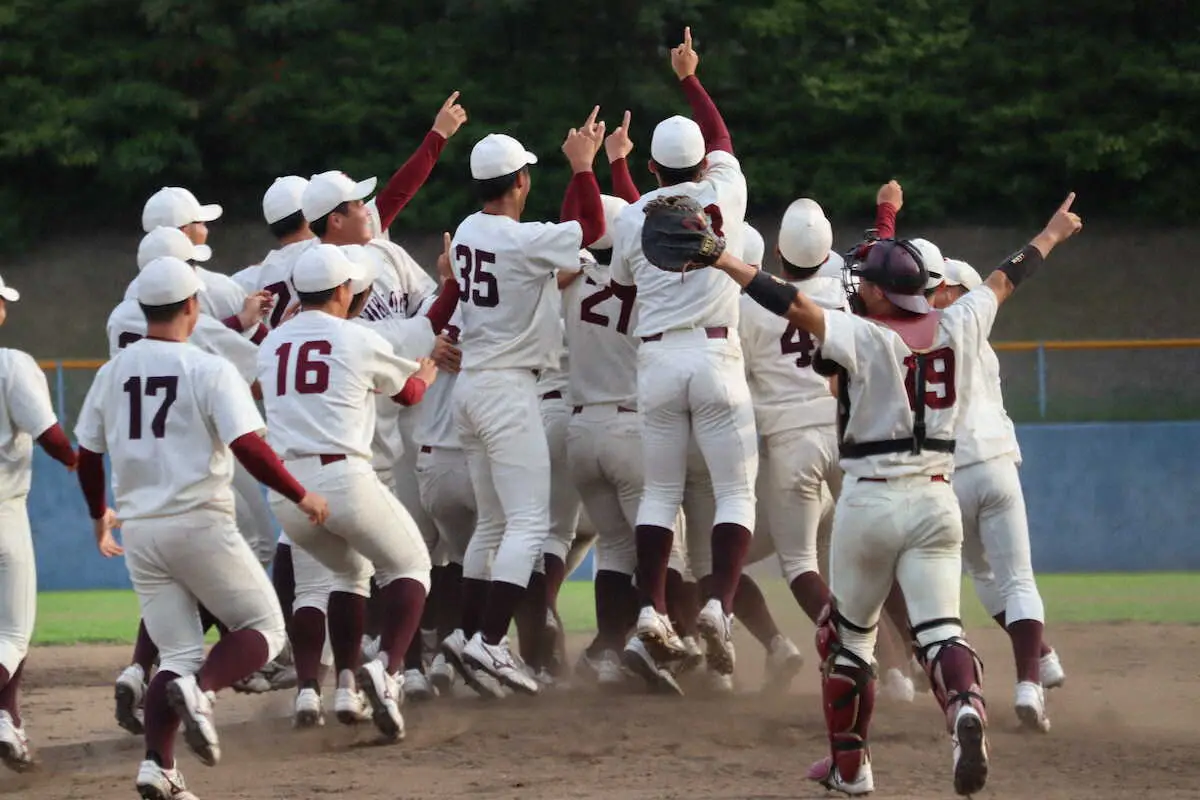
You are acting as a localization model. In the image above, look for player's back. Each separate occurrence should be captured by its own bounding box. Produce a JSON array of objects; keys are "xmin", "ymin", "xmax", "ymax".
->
[
  {"xmin": 954, "ymin": 335, "xmax": 1019, "ymax": 468},
  {"xmin": 358, "ymin": 238, "xmax": 437, "ymax": 322},
  {"xmin": 565, "ymin": 259, "xmax": 637, "ymax": 408},
  {"xmin": 0, "ymin": 347, "xmax": 55, "ymax": 500},
  {"xmin": 78, "ymin": 340, "xmax": 249, "ymax": 520},
  {"xmin": 107, "ymin": 300, "xmax": 257, "ymax": 384},
  {"xmin": 739, "ymin": 276, "xmax": 844, "ymax": 436},
  {"xmin": 258, "ymin": 310, "xmax": 409, "ymax": 461},
  {"xmin": 452, "ymin": 212, "xmax": 573, "ymax": 371},
  {"xmin": 257, "ymin": 239, "xmax": 316, "ymax": 330}
]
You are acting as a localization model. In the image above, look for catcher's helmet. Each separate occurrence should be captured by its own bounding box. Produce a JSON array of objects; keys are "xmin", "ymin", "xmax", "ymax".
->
[{"xmin": 841, "ymin": 237, "xmax": 930, "ymax": 315}]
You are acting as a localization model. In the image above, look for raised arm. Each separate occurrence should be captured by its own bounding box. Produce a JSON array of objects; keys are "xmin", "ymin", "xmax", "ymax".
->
[
  {"xmin": 373, "ymin": 92, "xmax": 468, "ymax": 230},
  {"xmin": 875, "ymin": 180, "xmax": 903, "ymax": 239},
  {"xmin": 982, "ymin": 192, "xmax": 1083, "ymax": 306},
  {"xmin": 560, "ymin": 106, "xmax": 606, "ymax": 247},
  {"xmin": 712, "ymin": 251, "xmax": 828, "ymax": 341},
  {"xmin": 605, "ymin": 110, "xmax": 641, "ymax": 203},
  {"xmin": 673, "ymin": 28, "xmax": 732, "ymax": 155}
]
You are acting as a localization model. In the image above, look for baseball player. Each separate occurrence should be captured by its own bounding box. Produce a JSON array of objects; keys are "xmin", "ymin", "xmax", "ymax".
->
[
  {"xmin": 250, "ymin": 176, "xmax": 317, "ymax": 330},
  {"xmin": 257, "ymin": 243, "xmax": 436, "ymax": 742},
  {"xmin": 439, "ymin": 107, "xmax": 605, "ymax": 697},
  {"xmin": 0, "ymin": 273, "xmax": 78, "ymax": 772},
  {"xmin": 608, "ymin": 28, "xmax": 754, "ymax": 683},
  {"xmin": 74, "ymin": 256, "xmax": 326, "ymax": 799},
  {"xmin": 933, "ymin": 256, "xmax": 1065, "ymax": 731},
  {"xmin": 674, "ymin": 191, "xmax": 1082, "ymax": 795}
]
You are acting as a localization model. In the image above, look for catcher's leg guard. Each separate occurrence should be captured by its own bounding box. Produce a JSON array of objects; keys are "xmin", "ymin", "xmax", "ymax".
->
[
  {"xmin": 912, "ymin": 617, "xmax": 987, "ymax": 731},
  {"xmin": 814, "ymin": 601, "xmax": 877, "ymax": 785}
]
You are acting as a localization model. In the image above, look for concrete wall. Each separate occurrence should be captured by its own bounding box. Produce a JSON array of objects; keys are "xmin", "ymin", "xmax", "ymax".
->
[{"xmin": 24, "ymin": 421, "xmax": 1200, "ymax": 592}]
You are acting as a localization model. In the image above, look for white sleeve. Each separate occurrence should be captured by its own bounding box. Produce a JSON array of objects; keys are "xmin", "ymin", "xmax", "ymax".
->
[
  {"xmin": 74, "ymin": 365, "xmax": 110, "ymax": 453},
  {"xmin": 363, "ymin": 329, "xmax": 420, "ymax": 397},
  {"xmin": 204, "ymin": 360, "xmax": 267, "ymax": 445},
  {"xmin": 609, "ymin": 221, "xmax": 634, "ymax": 286},
  {"xmin": 818, "ymin": 309, "xmax": 864, "ymax": 377},
  {"xmin": 6, "ymin": 352, "xmax": 57, "ymax": 438},
  {"xmin": 702, "ymin": 151, "xmax": 748, "ymax": 237},
  {"xmin": 944, "ymin": 285, "xmax": 1000, "ymax": 348},
  {"xmin": 192, "ymin": 317, "xmax": 259, "ymax": 384},
  {"xmin": 523, "ymin": 221, "xmax": 585, "ymax": 275},
  {"xmin": 366, "ymin": 317, "xmax": 437, "ymax": 360}
]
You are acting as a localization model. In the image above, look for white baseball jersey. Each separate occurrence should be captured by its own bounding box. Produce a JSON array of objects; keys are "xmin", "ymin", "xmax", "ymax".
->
[
  {"xmin": 564, "ymin": 260, "xmax": 638, "ymax": 408},
  {"xmin": 74, "ymin": 339, "xmax": 264, "ymax": 521},
  {"xmin": 256, "ymin": 239, "xmax": 318, "ymax": 330},
  {"xmin": 358, "ymin": 239, "xmax": 438, "ymax": 322},
  {"xmin": 739, "ymin": 276, "xmax": 845, "ymax": 437},
  {"xmin": 106, "ymin": 300, "xmax": 258, "ymax": 384},
  {"xmin": 124, "ymin": 268, "xmax": 245, "ymax": 323},
  {"xmin": 412, "ymin": 310, "xmax": 463, "ymax": 450},
  {"xmin": 452, "ymin": 212, "xmax": 581, "ymax": 370},
  {"xmin": 609, "ymin": 150, "xmax": 748, "ymax": 338},
  {"xmin": 257, "ymin": 311, "xmax": 418, "ymax": 461},
  {"xmin": 0, "ymin": 349, "xmax": 58, "ymax": 502},
  {"xmin": 354, "ymin": 313, "xmax": 438, "ymax": 469},
  {"xmin": 820, "ymin": 287, "xmax": 1000, "ymax": 479},
  {"xmin": 954, "ymin": 337, "xmax": 1021, "ymax": 468},
  {"xmin": 232, "ymin": 264, "xmax": 262, "ymax": 295}
]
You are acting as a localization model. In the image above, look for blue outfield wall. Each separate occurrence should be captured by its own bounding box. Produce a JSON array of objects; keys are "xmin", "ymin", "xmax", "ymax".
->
[{"xmin": 25, "ymin": 421, "xmax": 1200, "ymax": 591}]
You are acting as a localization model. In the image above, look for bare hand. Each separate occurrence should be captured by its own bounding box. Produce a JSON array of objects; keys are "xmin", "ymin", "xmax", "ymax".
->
[
  {"xmin": 94, "ymin": 509, "xmax": 123, "ymax": 557},
  {"xmin": 297, "ymin": 492, "xmax": 330, "ymax": 525},
  {"xmin": 1043, "ymin": 192, "xmax": 1083, "ymax": 245},
  {"xmin": 877, "ymin": 180, "xmax": 903, "ymax": 211},
  {"xmin": 605, "ymin": 110, "xmax": 634, "ymax": 163},
  {"xmin": 432, "ymin": 91, "xmax": 468, "ymax": 139},
  {"xmin": 414, "ymin": 356, "xmax": 439, "ymax": 387},
  {"xmin": 280, "ymin": 303, "xmax": 301, "ymax": 325},
  {"xmin": 562, "ymin": 105, "xmax": 606, "ymax": 173},
  {"xmin": 239, "ymin": 290, "xmax": 273, "ymax": 329},
  {"xmin": 436, "ymin": 232, "xmax": 454, "ymax": 283},
  {"xmin": 671, "ymin": 26, "xmax": 699, "ymax": 79},
  {"xmin": 431, "ymin": 335, "xmax": 462, "ymax": 374}
]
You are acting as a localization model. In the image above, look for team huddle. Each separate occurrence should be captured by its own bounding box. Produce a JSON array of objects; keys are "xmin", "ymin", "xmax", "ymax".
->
[{"xmin": 0, "ymin": 27, "xmax": 1084, "ymax": 800}]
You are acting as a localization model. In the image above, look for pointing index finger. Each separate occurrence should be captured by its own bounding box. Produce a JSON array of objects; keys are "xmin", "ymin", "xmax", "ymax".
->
[
  {"xmin": 1058, "ymin": 192, "xmax": 1076, "ymax": 213},
  {"xmin": 444, "ymin": 90, "xmax": 460, "ymax": 108},
  {"xmin": 622, "ymin": 109, "xmax": 632, "ymax": 131},
  {"xmin": 684, "ymin": 26, "xmax": 693, "ymax": 49},
  {"xmin": 584, "ymin": 105, "xmax": 600, "ymax": 128}
]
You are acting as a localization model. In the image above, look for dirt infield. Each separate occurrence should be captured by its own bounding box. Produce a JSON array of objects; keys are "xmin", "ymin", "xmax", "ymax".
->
[{"xmin": 3, "ymin": 621, "xmax": 1197, "ymax": 799}]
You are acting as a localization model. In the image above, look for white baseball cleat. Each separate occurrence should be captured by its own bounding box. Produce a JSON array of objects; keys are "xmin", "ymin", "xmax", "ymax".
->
[
  {"xmin": 361, "ymin": 635, "xmax": 382, "ymax": 664},
  {"xmin": 428, "ymin": 653, "xmax": 456, "ymax": 696},
  {"xmin": 463, "ymin": 633, "xmax": 540, "ymax": 696},
  {"xmin": 293, "ymin": 687, "xmax": 325, "ymax": 729},
  {"xmin": 231, "ymin": 671, "xmax": 271, "ymax": 694},
  {"xmin": 1015, "ymin": 681, "xmax": 1051, "ymax": 733},
  {"xmin": 806, "ymin": 755, "xmax": 875, "ymax": 796},
  {"xmin": 260, "ymin": 658, "xmax": 297, "ymax": 691},
  {"xmin": 166, "ymin": 675, "xmax": 219, "ymax": 767},
  {"xmin": 1040, "ymin": 649, "xmax": 1066, "ymax": 689},
  {"xmin": 115, "ymin": 664, "xmax": 147, "ymax": 735},
  {"xmin": 576, "ymin": 648, "xmax": 624, "ymax": 687},
  {"xmin": 881, "ymin": 666, "xmax": 916, "ymax": 703},
  {"xmin": 441, "ymin": 629, "xmax": 503, "ymax": 699},
  {"xmin": 763, "ymin": 635, "xmax": 804, "ymax": 694},
  {"xmin": 357, "ymin": 660, "xmax": 405, "ymax": 741},
  {"xmin": 706, "ymin": 669, "xmax": 735, "ymax": 695},
  {"xmin": 402, "ymin": 669, "xmax": 436, "ymax": 702},
  {"xmin": 951, "ymin": 704, "xmax": 989, "ymax": 796},
  {"xmin": 333, "ymin": 686, "xmax": 372, "ymax": 725},
  {"xmin": 0, "ymin": 711, "xmax": 33, "ymax": 773},
  {"xmin": 136, "ymin": 759, "xmax": 199, "ymax": 800},
  {"xmin": 678, "ymin": 635, "xmax": 704, "ymax": 675},
  {"xmin": 697, "ymin": 598, "xmax": 736, "ymax": 676},
  {"xmin": 621, "ymin": 635, "xmax": 684, "ymax": 696},
  {"xmin": 634, "ymin": 606, "xmax": 688, "ymax": 663}
]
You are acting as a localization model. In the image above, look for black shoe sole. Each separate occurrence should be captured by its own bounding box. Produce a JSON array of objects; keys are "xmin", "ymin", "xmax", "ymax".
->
[
  {"xmin": 165, "ymin": 682, "xmax": 219, "ymax": 767},
  {"xmin": 356, "ymin": 666, "xmax": 404, "ymax": 741},
  {"xmin": 953, "ymin": 714, "xmax": 988, "ymax": 796},
  {"xmin": 462, "ymin": 652, "xmax": 539, "ymax": 696},
  {"xmin": 621, "ymin": 648, "xmax": 684, "ymax": 696},
  {"xmin": 115, "ymin": 684, "xmax": 144, "ymax": 736}
]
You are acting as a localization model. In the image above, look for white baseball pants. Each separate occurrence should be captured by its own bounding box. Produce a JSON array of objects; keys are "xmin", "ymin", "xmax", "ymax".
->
[
  {"xmin": 232, "ymin": 461, "xmax": 276, "ymax": 566},
  {"xmin": 271, "ymin": 457, "xmax": 431, "ymax": 597},
  {"xmin": 567, "ymin": 405, "xmax": 643, "ymax": 576},
  {"xmin": 123, "ymin": 509, "xmax": 286, "ymax": 676},
  {"xmin": 830, "ymin": 477, "xmax": 965, "ymax": 665},
  {"xmin": 0, "ymin": 497, "xmax": 34, "ymax": 675},
  {"xmin": 541, "ymin": 395, "xmax": 582, "ymax": 563},
  {"xmin": 636, "ymin": 329, "xmax": 758, "ymax": 531},
  {"xmin": 956, "ymin": 456, "xmax": 1045, "ymax": 624},
  {"xmin": 392, "ymin": 410, "xmax": 442, "ymax": 554},
  {"xmin": 289, "ymin": 544, "xmax": 336, "ymax": 668},
  {"xmin": 454, "ymin": 368, "xmax": 551, "ymax": 588},
  {"xmin": 415, "ymin": 445, "xmax": 476, "ymax": 564},
  {"xmin": 745, "ymin": 456, "xmax": 836, "ymax": 574},
  {"xmin": 761, "ymin": 425, "xmax": 841, "ymax": 582}
]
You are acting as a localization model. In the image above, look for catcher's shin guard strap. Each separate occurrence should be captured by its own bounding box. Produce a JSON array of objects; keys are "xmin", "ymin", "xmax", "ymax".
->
[
  {"xmin": 997, "ymin": 244, "xmax": 1043, "ymax": 288},
  {"xmin": 745, "ymin": 270, "xmax": 799, "ymax": 317},
  {"xmin": 815, "ymin": 601, "xmax": 877, "ymax": 675},
  {"xmin": 915, "ymin": 635, "xmax": 987, "ymax": 732},
  {"xmin": 822, "ymin": 663, "xmax": 876, "ymax": 784}
]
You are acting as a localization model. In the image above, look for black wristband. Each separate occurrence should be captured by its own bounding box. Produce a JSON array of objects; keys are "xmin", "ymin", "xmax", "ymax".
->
[
  {"xmin": 744, "ymin": 270, "xmax": 799, "ymax": 317},
  {"xmin": 997, "ymin": 244, "xmax": 1043, "ymax": 288}
]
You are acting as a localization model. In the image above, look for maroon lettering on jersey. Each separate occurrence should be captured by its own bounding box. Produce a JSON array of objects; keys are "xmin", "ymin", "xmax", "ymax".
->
[
  {"xmin": 455, "ymin": 246, "xmax": 500, "ymax": 308},
  {"xmin": 903, "ymin": 347, "xmax": 956, "ymax": 411}
]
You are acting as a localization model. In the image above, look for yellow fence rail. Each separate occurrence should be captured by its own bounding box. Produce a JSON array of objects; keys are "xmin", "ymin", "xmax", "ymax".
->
[{"xmin": 36, "ymin": 338, "xmax": 1200, "ymax": 421}]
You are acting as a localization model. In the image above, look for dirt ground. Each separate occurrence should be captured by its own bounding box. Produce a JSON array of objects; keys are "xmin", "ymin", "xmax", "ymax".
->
[{"xmin": 3, "ymin": 621, "xmax": 1198, "ymax": 800}]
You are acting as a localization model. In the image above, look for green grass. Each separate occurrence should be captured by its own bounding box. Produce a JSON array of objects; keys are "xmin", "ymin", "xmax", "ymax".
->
[{"xmin": 32, "ymin": 573, "xmax": 1200, "ymax": 647}]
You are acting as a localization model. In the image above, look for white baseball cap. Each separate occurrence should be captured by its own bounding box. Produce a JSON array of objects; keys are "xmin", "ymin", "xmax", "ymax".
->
[
  {"xmin": 136, "ymin": 257, "xmax": 204, "ymax": 306},
  {"xmin": 0, "ymin": 274, "xmax": 19, "ymax": 303},
  {"xmin": 471, "ymin": 134, "xmax": 538, "ymax": 181},
  {"xmin": 589, "ymin": 195, "xmax": 629, "ymax": 250},
  {"xmin": 817, "ymin": 250, "xmax": 846, "ymax": 279},
  {"xmin": 301, "ymin": 171, "xmax": 377, "ymax": 222},
  {"xmin": 137, "ymin": 226, "xmax": 212, "ymax": 270},
  {"xmin": 778, "ymin": 199, "xmax": 833, "ymax": 269},
  {"xmin": 292, "ymin": 243, "xmax": 357, "ymax": 293},
  {"xmin": 263, "ymin": 176, "xmax": 309, "ymax": 224},
  {"xmin": 365, "ymin": 199, "xmax": 390, "ymax": 241},
  {"xmin": 742, "ymin": 222, "xmax": 765, "ymax": 267},
  {"xmin": 141, "ymin": 187, "xmax": 222, "ymax": 233},
  {"xmin": 339, "ymin": 245, "xmax": 379, "ymax": 294},
  {"xmin": 909, "ymin": 238, "xmax": 945, "ymax": 290},
  {"xmin": 944, "ymin": 258, "xmax": 983, "ymax": 290},
  {"xmin": 651, "ymin": 116, "xmax": 705, "ymax": 170}
]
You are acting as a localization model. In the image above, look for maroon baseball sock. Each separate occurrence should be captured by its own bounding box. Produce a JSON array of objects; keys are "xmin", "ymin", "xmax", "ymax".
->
[
  {"xmin": 733, "ymin": 574, "xmax": 781, "ymax": 647},
  {"xmin": 669, "ymin": 571, "xmax": 702, "ymax": 638},
  {"xmin": 327, "ymin": 591, "xmax": 367, "ymax": 676},
  {"xmin": 544, "ymin": 554, "xmax": 567, "ymax": 611},
  {"xmin": 364, "ymin": 578, "xmax": 385, "ymax": 639},
  {"xmin": 0, "ymin": 660, "xmax": 23, "ymax": 727},
  {"xmin": 438, "ymin": 563, "xmax": 464, "ymax": 639},
  {"xmin": 709, "ymin": 523, "xmax": 752, "ymax": 614},
  {"xmin": 380, "ymin": 578, "xmax": 427, "ymax": 673},
  {"xmin": 1008, "ymin": 619, "xmax": 1044, "ymax": 684},
  {"xmin": 789, "ymin": 570, "xmax": 832, "ymax": 623},
  {"xmin": 514, "ymin": 571, "xmax": 548, "ymax": 666},
  {"xmin": 404, "ymin": 625, "xmax": 424, "ymax": 671},
  {"xmin": 131, "ymin": 620, "xmax": 159, "ymax": 676},
  {"xmin": 594, "ymin": 570, "xmax": 634, "ymax": 651},
  {"xmin": 461, "ymin": 578, "xmax": 489, "ymax": 637},
  {"xmin": 197, "ymin": 629, "xmax": 269, "ymax": 693},
  {"xmin": 995, "ymin": 612, "xmax": 1054, "ymax": 659},
  {"xmin": 481, "ymin": 580, "xmax": 527, "ymax": 646},
  {"xmin": 144, "ymin": 669, "xmax": 180, "ymax": 769},
  {"xmin": 634, "ymin": 525, "xmax": 674, "ymax": 613},
  {"xmin": 272, "ymin": 543, "xmax": 296, "ymax": 633},
  {"xmin": 932, "ymin": 645, "xmax": 985, "ymax": 722},
  {"xmin": 291, "ymin": 607, "xmax": 326, "ymax": 690}
]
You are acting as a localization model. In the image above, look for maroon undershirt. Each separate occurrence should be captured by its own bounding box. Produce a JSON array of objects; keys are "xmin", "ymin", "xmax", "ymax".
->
[
  {"xmin": 560, "ymin": 171, "xmax": 605, "ymax": 247},
  {"xmin": 680, "ymin": 75, "xmax": 733, "ymax": 155},
  {"xmin": 876, "ymin": 202, "xmax": 898, "ymax": 239},
  {"xmin": 76, "ymin": 448, "xmax": 107, "ymax": 519},
  {"xmin": 374, "ymin": 130, "xmax": 448, "ymax": 231},
  {"xmin": 423, "ymin": 279, "xmax": 461, "ymax": 334},
  {"xmin": 392, "ymin": 377, "xmax": 428, "ymax": 407},
  {"xmin": 610, "ymin": 157, "xmax": 641, "ymax": 204},
  {"xmin": 37, "ymin": 424, "xmax": 76, "ymax": 468}
]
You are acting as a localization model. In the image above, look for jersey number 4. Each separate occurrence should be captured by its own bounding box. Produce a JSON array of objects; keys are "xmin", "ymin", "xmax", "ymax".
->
[
  {"xmin": 123, "ymin": 376, "xmax": 178, "ymax": 440},
  {"xmin": 903, "ymin": 347, "xmax": 956, "ymax": 410},
  {"xmin": 455, "ymin": 246, "xmax": 499, "ymax": 307},
  {"xmin": 579, "ymin": 277, "xmax": 634, "ymax": 334},
  {"xmin": 779, "ymin": 324, "xmax": 816, "ymax": 367},
  {"xmin": 275, "ymin": 341, "xmax": 332, "ymax": 395}
]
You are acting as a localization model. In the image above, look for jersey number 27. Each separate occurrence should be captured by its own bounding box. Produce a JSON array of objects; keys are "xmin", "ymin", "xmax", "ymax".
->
[{"xmin": 579, "ymin": 277, "xmax": 634, "ymax": 334}]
